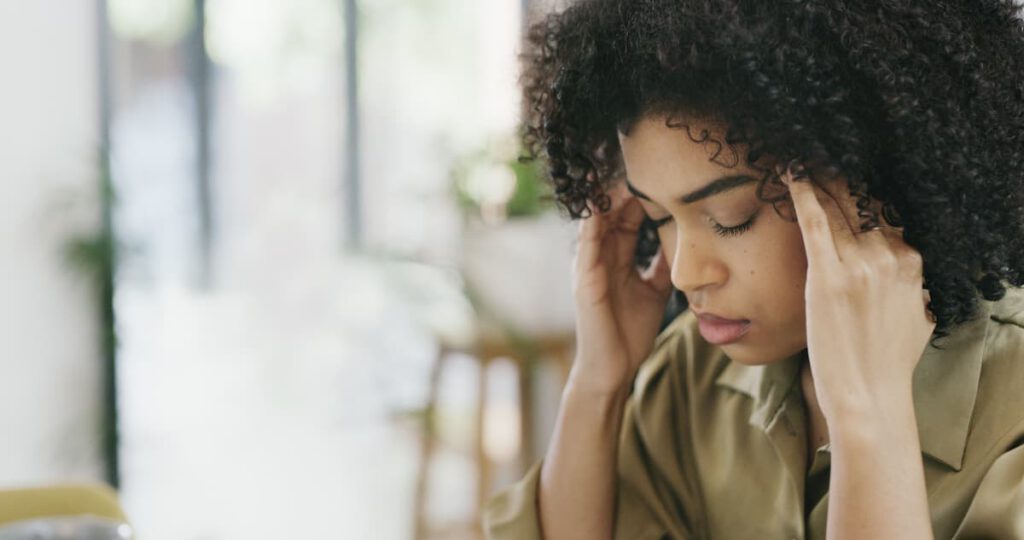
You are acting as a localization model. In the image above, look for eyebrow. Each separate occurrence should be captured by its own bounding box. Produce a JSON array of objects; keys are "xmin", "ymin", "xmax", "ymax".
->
[{"xmin": 624, "ymin": 174, "xmax": 758, "ymax": 205}]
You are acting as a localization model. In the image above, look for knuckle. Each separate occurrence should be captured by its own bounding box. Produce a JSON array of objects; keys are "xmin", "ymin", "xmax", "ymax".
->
[
  {"xmin": 805, "ymin": 215, "xmax": 829, "ymax": 233},
  {"xmin": 893, "ymin": 248, "xmax": 925, "ymax": 279},
  {"xmin": 848, "ymin": 262, "xmax": 867, "ymax": 280},
  {"xmin": 874, "ymin": 251, "xmax": 899, "ymax": 273},
  {"xmin": 825, "ymin": 272, "xmax": 856, "ymax": 295},
  {"xmin": 901, "ymin": 249, "xmax": 924, "ymax": 269}
]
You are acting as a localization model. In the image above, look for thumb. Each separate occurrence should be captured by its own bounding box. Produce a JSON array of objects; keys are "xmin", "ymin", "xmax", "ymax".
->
[{"xmin": 641, "ymin": 246, "xmax": 674, "ymax": 294}]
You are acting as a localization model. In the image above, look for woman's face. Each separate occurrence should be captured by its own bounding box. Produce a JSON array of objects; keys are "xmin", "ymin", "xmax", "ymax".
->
[{"xmin": 618, "ymin": 114, "xmax": 809, "ymax": 365}]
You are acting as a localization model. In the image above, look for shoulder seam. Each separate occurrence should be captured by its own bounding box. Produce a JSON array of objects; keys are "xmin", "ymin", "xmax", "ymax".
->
[
  {"xmin": 986, "ymin": 286, "xmax": 1024, "ymax": 328},
  {"xmin": 990, "ymin": 313, "xmax": 1024, "ymax": 330}
]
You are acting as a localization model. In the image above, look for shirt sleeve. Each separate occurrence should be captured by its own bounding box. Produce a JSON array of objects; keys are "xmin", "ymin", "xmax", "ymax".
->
[
  {"xmin": 482, "ymin": 392, "xmax": 694, "ymax": 540},
  {"xmin": 482, "ymin": 317, "xmax": 700, "ymax": 540},
  {"xmin": 480, "ymin": 409, "xmax": 672, "ymax": 539},
  {"xmin": 481, "ymin": 458, "xmax": 545, "ymax": 539},
  {"xmin": 954, "ymin": 439, "xmax": 1024, "ymax": 539}
]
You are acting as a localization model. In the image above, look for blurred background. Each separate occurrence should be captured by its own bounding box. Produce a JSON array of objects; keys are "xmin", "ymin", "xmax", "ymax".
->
[{"xmin": 0, "ymin": 0, "xmax": 583, "ymax": 538}]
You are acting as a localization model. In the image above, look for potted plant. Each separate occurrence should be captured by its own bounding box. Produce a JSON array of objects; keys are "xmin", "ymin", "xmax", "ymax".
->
[{"xmin": 451, "ymin": 133, "xmax": 577, "ymax": 338}]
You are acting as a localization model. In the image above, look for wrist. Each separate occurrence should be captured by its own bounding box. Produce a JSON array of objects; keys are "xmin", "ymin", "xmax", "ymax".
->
[
  {"xmin": 564, "ymin": 361, "xmax": 634, "ymax": 400},
  {"xmin": 818, "ymin": 370, "xmax": 914, "ymax": 420},
  {"xmin": 563, "ymin": 368, "xmax": 631, "ymax": 410},
  {"xmin": 824, "ymin": 385, "xmax": 917, "ymax": 445}
]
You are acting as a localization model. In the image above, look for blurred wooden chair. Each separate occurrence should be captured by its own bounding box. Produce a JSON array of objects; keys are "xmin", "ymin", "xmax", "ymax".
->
[
  {"xmin": 0, "ymin": 483, "xmax": 128, "ymax": 526},
  {"xmin": 413, "ymin": 318, "xmax": 574, "ymax": 540}
]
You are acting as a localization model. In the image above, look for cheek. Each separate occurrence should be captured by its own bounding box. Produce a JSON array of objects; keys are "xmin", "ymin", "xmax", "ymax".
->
[
  {"xmin": 738, "ymin": 217, "xmax": 808, "ymax": 302},
  {"xmin": 656, "ymin": 215, "xmax": 808, "ymax": 297},
  {"xmin": 737, "ymin": 224, "xmax": 809, "ymax": 353}
]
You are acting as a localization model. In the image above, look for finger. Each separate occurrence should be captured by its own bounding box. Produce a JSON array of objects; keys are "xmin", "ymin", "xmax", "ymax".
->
[
  {"xmin": 605, "ymin": 181, "xmax": 644, "ymax": 233},
  {"xmin": 575, "ymin": 200, "xmax": 606, "ymax": 274},
  {"xmin": 604, "ymin": 180, "xmax": 634, "ymax": 214},
  {"xmin": 806, "ymin": 177, "xmax": 860, "ymax": 258},
  {"xmin": 616, "ymin": 191, "xmax": 647, "ymax": 232},
  {"xmin": 891, "ymin": 230, "xmax": 928, "ymax": 283},
  {"xmin": 781, "ymin": 170, "xmax": 843, "ymax": 267},
  {"xmin": 613, "ymin": 197, "xmax": 647, "ymax": 271},
  {"xmin": 639, "ymin": 245, "xmax": 673, "ymax": 294},
  {"xmin": 820, "ymin": 178, "xmax": 892, "ymax": 252},
  {"xmin": 598, "ymin": 182, "xmax": 645, "ymax": 272},
  {"xmin": 817, "ymin": 177, "xmax": 859, "ymax": 234}
]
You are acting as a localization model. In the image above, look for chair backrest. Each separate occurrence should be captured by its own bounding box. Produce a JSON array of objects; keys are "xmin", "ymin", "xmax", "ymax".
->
[{"xmin": 0, "ymin": 484, "xmax": 127, "ymax": 527}]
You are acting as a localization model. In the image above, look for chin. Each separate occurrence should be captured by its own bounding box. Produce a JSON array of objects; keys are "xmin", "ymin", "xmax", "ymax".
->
[
  {"xmin": 723, "ymin": 349, "xmax": 778, "ymax": 366},
  {"xmin": 722, "ymin": 341, "xmax": 804, "ymax": 366}
]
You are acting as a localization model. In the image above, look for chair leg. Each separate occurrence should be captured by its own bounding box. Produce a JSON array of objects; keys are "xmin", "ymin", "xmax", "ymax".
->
[
  {"xmin": 475, "ymin": 356, "xmax": 491, "ymax": 523},
  {"xmin": 413, "ymin": 344, "xmax": 447, "ymax": 540},
  {"xmin": 517, "ymin": 358, "xmax": 536, "ymax": 469}
]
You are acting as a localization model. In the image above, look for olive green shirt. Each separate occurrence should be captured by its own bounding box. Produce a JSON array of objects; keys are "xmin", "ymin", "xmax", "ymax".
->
[{"xmin": 483, "ymin": 287, "xmax": 1024, "ymax": 539}]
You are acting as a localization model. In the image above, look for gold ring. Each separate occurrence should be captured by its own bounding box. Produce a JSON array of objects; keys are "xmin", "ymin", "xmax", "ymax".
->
[{"xmin": 856, "ymin": 224, "xmax": 884, "ymax": 234}]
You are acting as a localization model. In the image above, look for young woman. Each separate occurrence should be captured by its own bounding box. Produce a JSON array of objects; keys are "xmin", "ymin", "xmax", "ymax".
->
[{"xmin": 484, "ymin": 1, "xmax": 1024, "ymax": 539}]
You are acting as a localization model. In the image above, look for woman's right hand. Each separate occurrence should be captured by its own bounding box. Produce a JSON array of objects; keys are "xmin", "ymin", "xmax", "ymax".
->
[{"xmin": 570, "ymin": 180, "xmax": 676, "ymax": 396}]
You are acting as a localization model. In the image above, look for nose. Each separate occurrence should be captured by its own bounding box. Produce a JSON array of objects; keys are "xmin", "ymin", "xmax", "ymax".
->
[{"xmin": 667, "ymin": 228, "xmax": 728, "ymax": 295}]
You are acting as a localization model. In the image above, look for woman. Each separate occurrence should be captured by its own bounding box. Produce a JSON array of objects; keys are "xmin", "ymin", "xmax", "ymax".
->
[{"xmin": 484, "ymin": 0, "xmax": 1024, "ymax": 539}]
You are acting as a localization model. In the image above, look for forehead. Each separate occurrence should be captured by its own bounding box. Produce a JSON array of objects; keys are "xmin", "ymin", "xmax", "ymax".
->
[{"xmin": 617, "ymin": 115, "xmax": 755, "ymax": 196}]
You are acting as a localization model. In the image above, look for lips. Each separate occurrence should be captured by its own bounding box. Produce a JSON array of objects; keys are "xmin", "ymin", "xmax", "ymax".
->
[
  {"xmin": 694, "ymin": 311, "xmax": 751, "ymax": 345},
  {"xmin": 694, "ymin": 311, "xmax": 748, "ymax": 324}
]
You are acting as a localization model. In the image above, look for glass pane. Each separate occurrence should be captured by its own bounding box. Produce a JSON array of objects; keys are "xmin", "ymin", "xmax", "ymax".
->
[{"xmin": 111, "ymin": 0, "xmax": 525, "ymax": 538}]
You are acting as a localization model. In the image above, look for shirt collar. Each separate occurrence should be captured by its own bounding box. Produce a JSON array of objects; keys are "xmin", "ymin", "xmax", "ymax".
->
[{"xmin": 715, "ymin": 297, "xmax": 994, "ymax": 472}]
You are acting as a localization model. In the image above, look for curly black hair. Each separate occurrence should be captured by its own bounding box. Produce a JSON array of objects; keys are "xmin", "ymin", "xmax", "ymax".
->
[{"xmin": 520, "ymin": 0, "xmax": 1024, "ymax": 343}]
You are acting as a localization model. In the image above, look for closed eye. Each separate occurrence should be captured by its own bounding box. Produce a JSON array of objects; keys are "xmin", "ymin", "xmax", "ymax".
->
[
  {"xmin": 711, "ymin": 213, "xmax": 757, "ymax": 237},
  {"xmin": 644, "ymin": 210, "xmax": 759, "ymax": 238},
  {"xmin": 648, "ymin": 215, "xmax": 673, "ymax": 228}
]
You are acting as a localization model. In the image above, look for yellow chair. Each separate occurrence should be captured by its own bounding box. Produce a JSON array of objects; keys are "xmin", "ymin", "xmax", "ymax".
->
[{"xmin": 0, "ymin": 484, "xmax": 128, "ymax": 527}]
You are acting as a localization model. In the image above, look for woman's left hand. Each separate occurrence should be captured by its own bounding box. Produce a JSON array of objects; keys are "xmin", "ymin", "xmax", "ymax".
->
[{"xmin": 781, "ymin": 166, "xmax": 937, "ymax": 423}]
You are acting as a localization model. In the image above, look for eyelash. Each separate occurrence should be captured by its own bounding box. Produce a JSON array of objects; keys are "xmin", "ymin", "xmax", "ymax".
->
[{"xmin": 648, "ymin": 211, "xmax": 758, "ymax": 238}]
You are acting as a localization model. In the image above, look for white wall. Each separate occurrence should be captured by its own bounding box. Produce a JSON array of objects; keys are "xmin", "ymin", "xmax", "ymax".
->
[{"xmin": 0, "ymin": 1, "xmax": 105, "ymax": 484}]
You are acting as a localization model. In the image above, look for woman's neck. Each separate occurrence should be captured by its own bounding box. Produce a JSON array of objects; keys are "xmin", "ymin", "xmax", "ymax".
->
[{"xmin": 800, "ymin": 358, "xmax": 831, "ymax": 457}]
